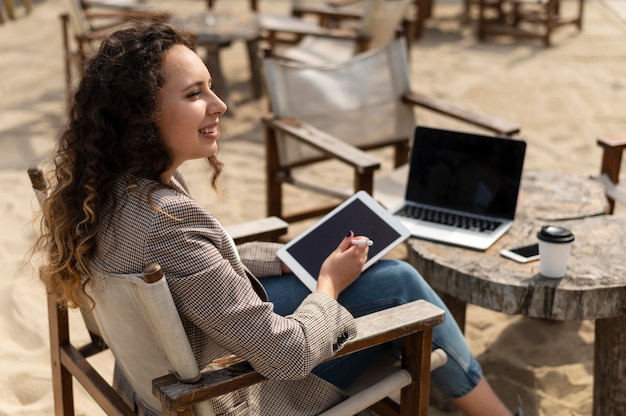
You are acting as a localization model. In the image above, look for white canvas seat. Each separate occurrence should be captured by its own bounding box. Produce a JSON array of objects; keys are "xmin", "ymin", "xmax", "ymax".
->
[{"xmin": 86, "ymin": 264, "xmax": 447, "ymax": 415}]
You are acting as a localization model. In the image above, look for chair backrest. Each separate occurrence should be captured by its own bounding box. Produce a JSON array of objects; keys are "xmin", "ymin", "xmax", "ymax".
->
[
  {"xmin": 63, "ymin": 0, "xmax": 93, "ymax": 37},
  {"xmin": 263, "ymin": 37, "xmax": 415, "ymax": 167},
  {"xmin": 28, "ymin": 166, "xmax": 108, "ymax": 354},
  {"xmin": 27, "ymin": 166, "xmax": 213, "ymax": 414},
  {"xmin": 358, "ymin": 0, "xmax": 410, "ymax": 49},
  {"xmin": 86, "ymin": 264, "xmax": 216, "ymax": 416}
]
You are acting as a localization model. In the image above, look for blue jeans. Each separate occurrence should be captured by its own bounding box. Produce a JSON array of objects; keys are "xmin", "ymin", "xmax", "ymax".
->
[{"xmin": 262, "ymin": 259, "xmax": 483, "ymax": 399}]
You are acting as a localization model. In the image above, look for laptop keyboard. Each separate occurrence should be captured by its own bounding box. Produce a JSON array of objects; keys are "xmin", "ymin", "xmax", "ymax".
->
[{"xmin": 396, "ymin": 206, "xmax": 502, "ymax": 232}]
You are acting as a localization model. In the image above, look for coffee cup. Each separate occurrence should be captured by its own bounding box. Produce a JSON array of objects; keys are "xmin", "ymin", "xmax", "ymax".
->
[{"xmin": 536, "ymin": 225, "xmax": 575, "ymax": 278}]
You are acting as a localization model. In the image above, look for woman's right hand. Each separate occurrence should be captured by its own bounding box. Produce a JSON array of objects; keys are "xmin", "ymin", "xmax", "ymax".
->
[{"xmin": 316, "ymin": 231, "xmax": 369, "ymax": 299}]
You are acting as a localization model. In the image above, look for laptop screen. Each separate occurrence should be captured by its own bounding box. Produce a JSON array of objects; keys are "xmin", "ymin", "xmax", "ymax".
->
[{"xmin": 406, "ymin": 126, "xmax": 527, "ymax": 219}]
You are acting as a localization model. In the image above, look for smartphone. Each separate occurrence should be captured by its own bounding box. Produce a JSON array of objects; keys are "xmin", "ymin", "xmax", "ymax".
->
[{"xmin": 500, "ymin": 243, "xmax": 540, "ymax": 263}]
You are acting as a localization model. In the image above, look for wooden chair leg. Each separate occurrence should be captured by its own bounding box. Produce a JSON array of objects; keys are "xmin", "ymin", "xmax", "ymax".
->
[
  {"xmin": 264, "ymin": 124, "xmax": 283, "ymax": 218},
  {"xmin": 400, "ymin": 329, "xmax": 434, "ymax": 416},
  {"xmin": 47, "ymin": 293, "xmax": 75, "ymax": 416}
]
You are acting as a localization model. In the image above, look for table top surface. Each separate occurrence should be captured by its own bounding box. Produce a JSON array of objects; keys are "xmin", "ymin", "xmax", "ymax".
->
[
  {"xmin": 407, "ymin": 215, "xmax": 626, "ymax": 321},
  {"xmin": 174, "ymin": 10, "xmax": 261, "ymax": 43},
  {"xmin": 515, "ymin": 170, "xmax": 608, "ymax": 221},
  {"xmin": 375, "ymin": 167, "xmax": 608, "ymax": 221}
]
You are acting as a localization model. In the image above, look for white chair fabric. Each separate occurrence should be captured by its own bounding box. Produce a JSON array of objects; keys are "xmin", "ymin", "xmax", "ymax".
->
[
  {"xmin": 274, "ymin": 0, "xmax": 410, "ymax": 65},
  {"xmin": 86, "ymin": 268, "xmax": 215, "ymax": 416},
  {"xmin": 593, "ymin": 173, "xmax": 626, "ymax": 207},
  {"xmin": 263, "ymin": 37, "xmax": 414, "ymax": 167},
  {"xmin": 84, "ymin": 263, "xmax": 446, "ymax": 416}
]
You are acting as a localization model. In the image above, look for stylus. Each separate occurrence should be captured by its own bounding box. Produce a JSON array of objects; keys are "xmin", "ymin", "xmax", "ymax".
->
[{"xmin": 351, "ymin": 239, "xmax": 374, "ymax": 246}]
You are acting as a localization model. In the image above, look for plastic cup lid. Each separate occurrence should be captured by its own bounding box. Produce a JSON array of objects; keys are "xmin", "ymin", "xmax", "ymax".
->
[{"xmin": 537, "ymin": 225, "xmax": 575, "ymax": 243}]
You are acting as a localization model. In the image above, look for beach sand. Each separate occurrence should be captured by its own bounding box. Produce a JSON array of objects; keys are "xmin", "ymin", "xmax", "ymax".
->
[{"xmin": 1, "ymin": 0, "xmax": 625, "ymax": 415}]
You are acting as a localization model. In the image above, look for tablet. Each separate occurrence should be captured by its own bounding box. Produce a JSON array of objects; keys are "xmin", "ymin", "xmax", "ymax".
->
[{"xmin": 277, "ymin": 191, "xmax": 410, "ymax": 292}]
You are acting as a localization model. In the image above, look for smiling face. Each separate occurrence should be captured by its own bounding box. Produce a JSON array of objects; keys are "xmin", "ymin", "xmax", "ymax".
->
[{"xmin": 156, "ymin": 44, "xmax": 227, "ymax": 180}]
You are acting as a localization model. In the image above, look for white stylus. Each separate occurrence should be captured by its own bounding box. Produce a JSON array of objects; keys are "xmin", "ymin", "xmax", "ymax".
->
[{"xmin": 351, "ymin": 239, "xmax": 373, "ymax": 246}]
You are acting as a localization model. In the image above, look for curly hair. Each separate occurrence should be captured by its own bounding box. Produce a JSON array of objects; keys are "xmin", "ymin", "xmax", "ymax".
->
[{"xmin": 35, "ymin": 20, "xmax": 224, "ymax": 308}]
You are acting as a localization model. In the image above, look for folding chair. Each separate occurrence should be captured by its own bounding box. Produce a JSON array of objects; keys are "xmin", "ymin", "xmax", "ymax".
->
[
  {"xmin": 59, "ymin": 0, "xmax": 170, "ymax": 104},
  {"xmin": 28, "ymin": 166, "xmax": 447, "ymax": 416},
  {"xmin": 262, "ymin": 37, "xmax": 520, "ymax": 223},
  {"xmin": 476, "ymin": 0, "xmax": 585, "ymax": 46}
]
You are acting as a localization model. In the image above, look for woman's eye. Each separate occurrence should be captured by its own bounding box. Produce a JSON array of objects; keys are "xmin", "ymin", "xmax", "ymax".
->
[{"xmin": 187, "ymin": 90, "xmax": 201, "ymax": 99}]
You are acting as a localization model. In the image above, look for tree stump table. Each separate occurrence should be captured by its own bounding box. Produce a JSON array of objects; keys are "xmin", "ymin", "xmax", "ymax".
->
[{"xmin": 407, "ymin": 215, "xmax": 626, "ymax": 416}]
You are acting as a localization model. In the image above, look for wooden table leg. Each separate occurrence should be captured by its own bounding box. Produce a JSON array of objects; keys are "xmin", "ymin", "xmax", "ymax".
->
[
  {"xmin": 245, "ymin": 37, "xmax": 263, "ymax": 99},
  {"xmin": 593, "ymin": 315, "xmax": 626, "ymax": 416},
  {"xmin": 414, "ymin": 0, "xmax": 432, "ymax": 39},
  {"xmin": 203, "ymin": 43, "xmax": 235, "ymax": 116},
  {"xmin": 4, "ymin": 0, "xmax": 15, "ymax": 19},
  {"xmin": 438, "ymin": 292, "xmax": 467, "ymax": 334}
]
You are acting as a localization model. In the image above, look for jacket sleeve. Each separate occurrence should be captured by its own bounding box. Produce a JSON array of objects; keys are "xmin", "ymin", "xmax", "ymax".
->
[
  {"xmin": 237, "ymin": 241, "xmax": 284, "ymax": 278},
  {"xmin": 144, "ymin": 195, "xmax": 357, "ymax": 380}
]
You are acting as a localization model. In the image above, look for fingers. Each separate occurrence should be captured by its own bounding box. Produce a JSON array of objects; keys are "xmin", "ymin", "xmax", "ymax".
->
[{"xmin": 339, "ymin": 230, "xmax": 371, "ymax": 252}]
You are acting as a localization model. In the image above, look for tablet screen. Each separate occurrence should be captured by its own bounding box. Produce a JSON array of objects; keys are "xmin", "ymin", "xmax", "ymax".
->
[{"xmin": 278, "ymin": 191, "xmax": 409, "ymax": 292}]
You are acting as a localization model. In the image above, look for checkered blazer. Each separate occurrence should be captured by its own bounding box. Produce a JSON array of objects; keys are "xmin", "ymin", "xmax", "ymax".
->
[{"xmin": 91, "ymin": 173, "xmax": 357, "ymax": 415}]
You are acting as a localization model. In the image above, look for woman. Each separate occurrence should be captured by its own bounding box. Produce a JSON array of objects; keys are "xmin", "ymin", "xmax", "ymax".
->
[{"xmin": 35, "ymin": 20, "xmax": 518, "ymax": 416}]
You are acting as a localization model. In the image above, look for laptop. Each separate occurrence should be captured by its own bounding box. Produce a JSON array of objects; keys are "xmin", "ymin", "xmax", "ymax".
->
[{"xmin": 391, "ymin": 126, "xmax": 527, "ymax": 251}]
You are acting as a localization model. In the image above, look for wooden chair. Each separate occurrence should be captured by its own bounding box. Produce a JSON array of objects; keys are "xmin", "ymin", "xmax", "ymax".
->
[
  {"xmin": 595, "ymin": 133, "xmax": 626, "ymax": 214},
  {"xmin": 59, "ymin": 0, "xmax": 170, "ymax": 105},
  {"xmin": 261, "ymin": 0, "xmax": 414, "ymax": 65},
  {"xmin": 1, "ymin": 0, "xmax": 32, "ymax": 21},
  {"xmin": 28, "ymin": 166, "xmax": 448, "ymax": 416},
  {"xmin": 262, "ymin": 37, "xmax": 520, "ymax": 223},
  {"xmin": 476, "ymin": 0, "xmax": 585, "ymax": 46}
]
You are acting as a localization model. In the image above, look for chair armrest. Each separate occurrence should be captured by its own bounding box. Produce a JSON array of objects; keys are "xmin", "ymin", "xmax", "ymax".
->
[
  {"xmin": 152, "ymin": 300, "xmax": 445, "ymax": 411},
  {"xmin": 263, "ymin": 117, "xmax": 381, "ymax": 173},
  {"xmin": 326, "ymin": 0, "xmax": 363, "ymax": 7},
  {"xmin": 597, "ymin": 133, "xmax": 626, "ymax": 183},
  {"xmin": 225, "ymin": 217, "xmax": 288, "ymax": 244},
  {"xmin": 403, "ymin": 91, "xmax": 521, "ymax": 136},
  {"xmin": 261, "ymin": 17, "xmax": 362, "ymax": 41},
  {"xmin": 597, "ymin": 133, "xmax": 626, "ymax": 151},
  {"xmin": 84, "ymin": 9, "xmax": 171, "ymax": 21},
  {"xmin": 293, "ymin": 5, "xmax": 363, "ymax": 20}
]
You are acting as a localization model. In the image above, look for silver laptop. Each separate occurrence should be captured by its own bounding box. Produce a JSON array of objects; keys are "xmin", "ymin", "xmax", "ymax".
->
[{"xmin": 391, "ymin": 126, "xmax": 527, "ymax": 251}]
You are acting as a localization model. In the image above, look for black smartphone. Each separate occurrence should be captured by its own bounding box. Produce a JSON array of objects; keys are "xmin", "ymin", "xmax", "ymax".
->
[{"xmin": 500, "ymin": 243, "xmax": 540, "ymax": 263}]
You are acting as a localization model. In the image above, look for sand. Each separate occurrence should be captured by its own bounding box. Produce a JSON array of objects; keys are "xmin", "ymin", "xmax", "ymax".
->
[{"xmin": 1, "ymin": 0, "xmax": 625, "ymax": 415}]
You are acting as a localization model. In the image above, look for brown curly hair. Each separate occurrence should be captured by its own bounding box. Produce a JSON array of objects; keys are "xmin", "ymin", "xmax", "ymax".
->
[{"xmin": 34, "ymin": 20, "xmax": 224, "ymax": 308}]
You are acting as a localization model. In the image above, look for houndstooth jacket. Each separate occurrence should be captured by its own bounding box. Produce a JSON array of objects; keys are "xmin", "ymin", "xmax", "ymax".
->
[{"xmin": 90, "ymin": 173, "xmax": 357, "ymax": 415}]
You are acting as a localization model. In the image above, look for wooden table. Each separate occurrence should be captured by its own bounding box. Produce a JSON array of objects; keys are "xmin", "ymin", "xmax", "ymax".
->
[
  {"xmin": 174, "ymin": 10, "xmax": 263, "ymax": 114},
  {"xmin": 406, "ymin": 214, "xmax": 625, "ymax": 415}
]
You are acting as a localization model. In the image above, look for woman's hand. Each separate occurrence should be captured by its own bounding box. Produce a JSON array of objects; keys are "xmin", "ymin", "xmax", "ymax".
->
[{"xmin": 316, "ymin": 231, "xmax": 369, "ymax": 299}]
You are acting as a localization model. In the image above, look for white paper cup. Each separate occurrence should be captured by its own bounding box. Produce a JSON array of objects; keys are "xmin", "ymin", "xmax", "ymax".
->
[{"xmin": 537, "ymin": 225, "xmax": 575, "ymax": 278}]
